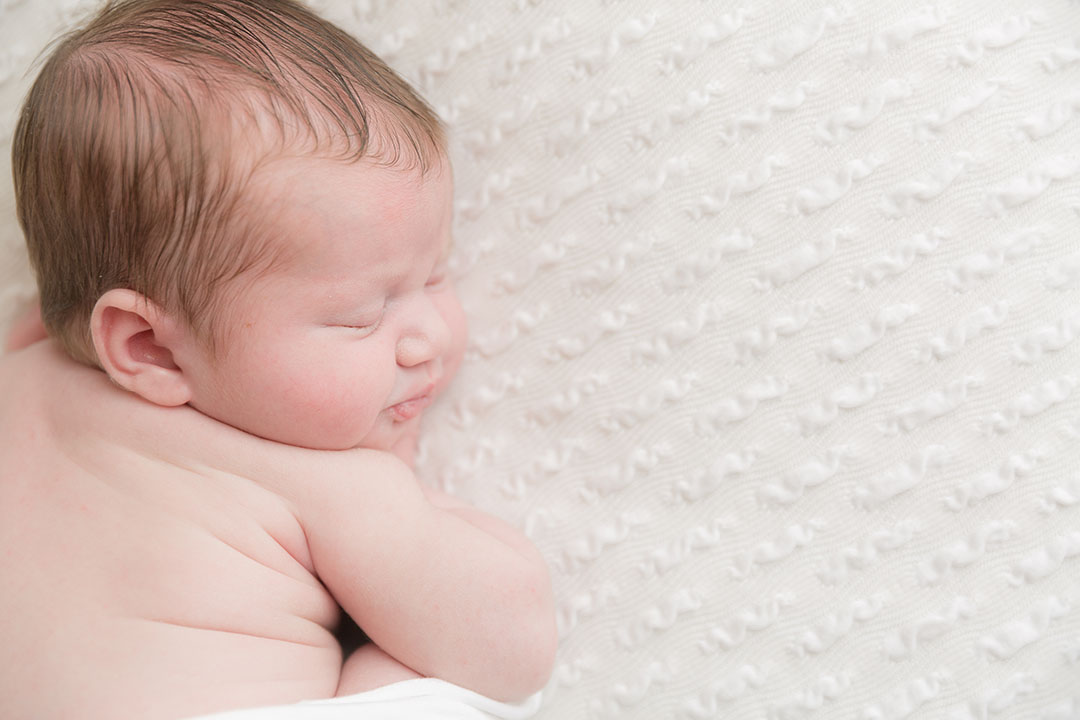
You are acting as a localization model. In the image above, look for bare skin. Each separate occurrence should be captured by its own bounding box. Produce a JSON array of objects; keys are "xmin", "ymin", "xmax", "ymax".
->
[
  {"xmin": 3, "ymin": 299, "xmax": 47, "ymax": 353},
  {"xmin": 1, "ymin": 154, "xmax": 556, "ymax": 719},
  {"xmin": 0, "ymin": 338, "xmax": 555, "ymax": 720}
]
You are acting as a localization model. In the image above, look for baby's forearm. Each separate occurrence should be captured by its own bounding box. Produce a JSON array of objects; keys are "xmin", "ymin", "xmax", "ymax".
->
[
  {"xmin": 412, "ymin": 485, "xmax": 556, "ymax": 697},
  {"xmin": 308, "ymin": 455, "xmax": 557, "ymax": 702},
  {"xmin": 392, "ymin": 504, "xmax": 556, "ymax": 699}
]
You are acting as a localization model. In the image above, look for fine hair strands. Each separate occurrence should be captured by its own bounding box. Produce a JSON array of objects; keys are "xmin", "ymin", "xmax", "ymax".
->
[{"xmin": 12, "ymin": 0, "xmax": 446, "ymax": 366}]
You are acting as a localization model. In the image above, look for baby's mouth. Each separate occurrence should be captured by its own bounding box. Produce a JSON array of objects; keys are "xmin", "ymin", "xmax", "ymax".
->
[{"xmin": 388, "ymin": 385, "xmax": 435, "ymax": 422}]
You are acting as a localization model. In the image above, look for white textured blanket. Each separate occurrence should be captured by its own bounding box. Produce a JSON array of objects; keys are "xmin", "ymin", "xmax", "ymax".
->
[{"xmin": 2, "ymin": 1, "xmax": 1079, "ymax": 718}]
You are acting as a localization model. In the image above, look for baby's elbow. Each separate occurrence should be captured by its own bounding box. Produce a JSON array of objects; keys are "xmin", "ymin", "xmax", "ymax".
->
[
  {"xmin": 499, "ymin": 567, "xmax": 558, "ymax": 701},
  {"xmin": 522, "ymin": 599, "xmax": 559, "ymax": 696},
  {"xmin": 485, "ymin": 611, "xmax": 556, "ymax": 703},
  {"xmin": 532, "ymin": 612, "xmax": 559, "ymax": 692}
]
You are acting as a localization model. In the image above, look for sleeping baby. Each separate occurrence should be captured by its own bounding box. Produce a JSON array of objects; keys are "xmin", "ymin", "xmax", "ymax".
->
[{"xmin": 0, "ymin": 0, "xmax": 556, "ymax": 718}]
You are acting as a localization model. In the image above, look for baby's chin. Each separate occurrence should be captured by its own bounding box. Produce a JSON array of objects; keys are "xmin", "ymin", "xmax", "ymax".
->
[{"xmin": 345, "ymin": 415, "xmax": 423, "ymax": 465}]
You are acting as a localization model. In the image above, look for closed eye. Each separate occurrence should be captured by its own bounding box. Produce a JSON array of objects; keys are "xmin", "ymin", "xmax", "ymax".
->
[{"xmin": 331, "ymin": 312, "xmax": 383, "ymax": 336}]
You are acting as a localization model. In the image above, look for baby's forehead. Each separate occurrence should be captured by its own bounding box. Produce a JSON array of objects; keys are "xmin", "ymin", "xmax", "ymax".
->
[
  {"xmin": 248, "ymin": 151, "xmax": 451, "ymax": 215},
  {"xmin": 235, "ymin": 151, "xmax": 452, "ymax": 253}
]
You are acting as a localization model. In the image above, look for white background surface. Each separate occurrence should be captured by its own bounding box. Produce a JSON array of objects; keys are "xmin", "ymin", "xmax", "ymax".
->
[{"xmin": 3, "ymin": 1, "xmax": 1080, "ymax": 718}]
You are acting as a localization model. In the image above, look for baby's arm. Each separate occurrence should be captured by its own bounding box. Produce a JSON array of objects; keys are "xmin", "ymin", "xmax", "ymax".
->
[{"xmin": 302, "ymin": 452, "xmax": 556, "ymax": 703}]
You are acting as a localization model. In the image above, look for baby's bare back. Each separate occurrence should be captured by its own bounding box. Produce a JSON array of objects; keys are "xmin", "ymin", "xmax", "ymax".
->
[{"xmin": 0, "ymin": 342, "xmax": 344, "ymax": 719}]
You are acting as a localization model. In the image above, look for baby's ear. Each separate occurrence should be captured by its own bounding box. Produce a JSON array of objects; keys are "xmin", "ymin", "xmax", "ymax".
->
[{"xmin": 90, "ymin": 289, "xmax": 193, "ymax": 407}]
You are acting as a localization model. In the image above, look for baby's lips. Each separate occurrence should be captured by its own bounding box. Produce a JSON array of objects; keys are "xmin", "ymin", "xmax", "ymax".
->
[{"xmin": 388, "ymin": 386, "xmax": 434, "ymax": 422}]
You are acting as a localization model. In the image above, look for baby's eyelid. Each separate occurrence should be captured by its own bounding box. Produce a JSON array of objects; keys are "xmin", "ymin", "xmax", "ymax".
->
[
  {"xmin": 336, "ymin": 305, "xmax": 385, "ymax": 333},
  {"xmin": 340, "ymin": 321, "xmax": 378, "ymax": 335}
]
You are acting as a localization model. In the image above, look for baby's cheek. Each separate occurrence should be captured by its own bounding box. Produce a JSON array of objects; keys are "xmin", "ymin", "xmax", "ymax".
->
[
  {"xmin": 291, "ymin": 353, "xmax": 372, "ymax": 435},
  {"xmin": 309, "ymin": 386, "xmax": 380, "ymax": 448}
]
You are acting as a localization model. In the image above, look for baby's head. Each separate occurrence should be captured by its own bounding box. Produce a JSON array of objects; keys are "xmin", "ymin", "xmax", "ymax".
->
[{"xmin": 13, "ymin": 0, "xmax": 467, "ymax": 452}]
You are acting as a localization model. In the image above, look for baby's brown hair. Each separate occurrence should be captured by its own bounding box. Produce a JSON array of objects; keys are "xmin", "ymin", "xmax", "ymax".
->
[{"xmin": 13, "ymin": 0, "xmax": 445, "ymax": 365}]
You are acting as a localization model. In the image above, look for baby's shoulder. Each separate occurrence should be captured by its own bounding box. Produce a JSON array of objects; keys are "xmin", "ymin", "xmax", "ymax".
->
[
  {"xmin": 0, "ymin": 341, "xmax": 86, "ymax": 444},
  {"xmin": 0, "ymin": 340, "xmax": 406, "ymax": 519},
  {"xmin": 0, "ymin": 341, "xmax": 328, "ymax": 569}
]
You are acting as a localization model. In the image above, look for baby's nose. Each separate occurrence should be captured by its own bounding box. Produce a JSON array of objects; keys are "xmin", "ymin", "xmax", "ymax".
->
[{"xmin": 395, "ymin": 298, "xmax": 451, "ymax": 368}]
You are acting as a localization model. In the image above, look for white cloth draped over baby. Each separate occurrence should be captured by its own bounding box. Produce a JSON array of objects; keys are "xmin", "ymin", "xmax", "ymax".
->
[
  {"xmin": 2, "ymin": 0, "xmax": 1080, "ymax": 719},
  {"xmin": 186, "ymin": 681, "xmax": 541, "ymax": 720}
]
